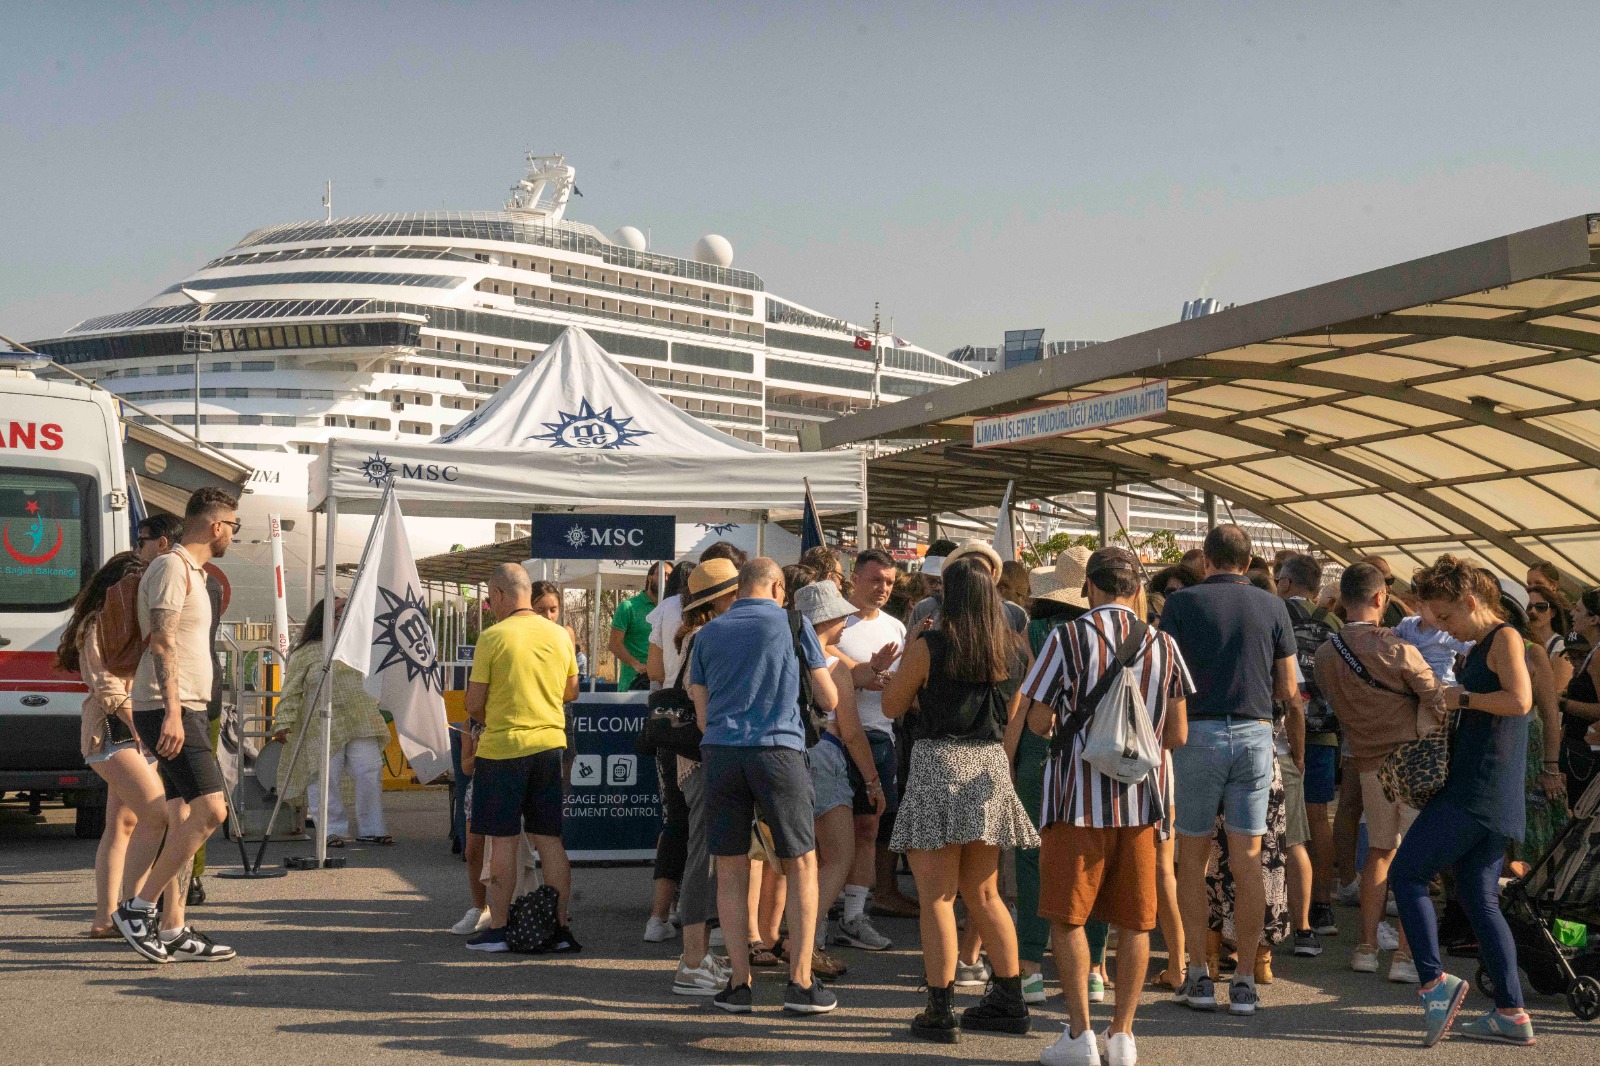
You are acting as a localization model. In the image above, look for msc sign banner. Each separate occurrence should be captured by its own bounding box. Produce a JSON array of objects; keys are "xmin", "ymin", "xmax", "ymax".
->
[
  {"xmin": 528, "ymin": 513, "xmax": 676, "ymax": 561},
  {"xmin": 972, "ymin": 380, "xmax": 1169, "ymax": 450}
]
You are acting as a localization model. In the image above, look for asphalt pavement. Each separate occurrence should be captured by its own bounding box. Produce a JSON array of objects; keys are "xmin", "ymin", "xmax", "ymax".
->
[{"xmin": 0, "ymin": 791, "xmax": 1591, "ymax": 1065}]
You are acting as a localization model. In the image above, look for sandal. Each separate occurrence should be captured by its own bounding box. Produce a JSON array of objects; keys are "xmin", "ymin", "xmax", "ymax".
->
[
  {"xmin": 356, "ymin": 835, "xmax": 395, "ymax": 845},
  {"xmin": 85, "ymin": 925, "xmax": 120, "ymax": 939},
  {"xmin": 750, "ymin": 942, "xmax": 786, "ymax": 967},
  {"xmin": 1149, "ymin": 969, "xmax": 1182, "ymax": 991},
  {"xmin": 327, "ymin": 835, "xmax": 347, "ymax": 848}
]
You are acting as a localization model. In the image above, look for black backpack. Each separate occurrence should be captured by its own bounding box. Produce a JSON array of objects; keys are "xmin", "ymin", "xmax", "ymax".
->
[
  {"xmin": 1285, "ymin": 598, "xmax": 1341, "ymax": 733},
  {"xmin": 506, "ymin": 884, "xmax": 561, "ymax": 953},
  {"xmin": 787, "ymin": 610, "xmax": 831, "ymax": 748},
  {"xmin": 638, "ymin": 637, "xmax": 704, "ymax": 762}
]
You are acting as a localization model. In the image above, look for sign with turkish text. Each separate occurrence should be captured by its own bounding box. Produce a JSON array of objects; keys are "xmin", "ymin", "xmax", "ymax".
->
[
  {"xmin": 528, "ymin": 513, "xmax": 676, "ymax": 561},
  {"xmin": 971, "ymin": 380, "xmax": 1168, "ymax": 450}
]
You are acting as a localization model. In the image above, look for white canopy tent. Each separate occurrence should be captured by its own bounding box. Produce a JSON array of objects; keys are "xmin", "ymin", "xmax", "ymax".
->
[{"xmin": 307, "ymin": 325, "xmax": 866, "ymax": 523}]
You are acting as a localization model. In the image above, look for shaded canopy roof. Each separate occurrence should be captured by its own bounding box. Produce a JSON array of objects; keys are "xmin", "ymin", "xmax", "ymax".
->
[{"xmin": 813, "ymin": 215, "xmax": 1600, "ymax": 586}]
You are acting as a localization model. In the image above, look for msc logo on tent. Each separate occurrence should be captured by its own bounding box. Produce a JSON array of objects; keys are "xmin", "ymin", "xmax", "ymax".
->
[
  {"xmin": 530, "ymin": 399, "xmax": 650, "ymax": 450},
  {"xmin": 359, "ymin": 452, "xmax": 460, "ymax": 487}
]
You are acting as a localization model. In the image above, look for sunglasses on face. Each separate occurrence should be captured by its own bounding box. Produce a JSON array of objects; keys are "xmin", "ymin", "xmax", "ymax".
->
[{"xmin": 1529, "ymin": 601, "xmax": 1552, "ymax": 613}]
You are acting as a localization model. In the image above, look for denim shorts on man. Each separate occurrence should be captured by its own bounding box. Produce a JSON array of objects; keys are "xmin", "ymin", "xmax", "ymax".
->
[
  {"xmin": 1303, "ymin": 742, "xmax": 1339, "ymax": 805},
  {"xmin": 809, "ymin": 735, "xmax": 854, "ymax": 818},
  {"xmin": 1172, "ymin": 718, "xmax": 1275, "ymax": 837},
  {"xmin": 470, "ymin": 747, "xmax": 564, "ymax": 838},
  {"xmin": 847, "ymin": 729, "xmax": 898, "ymax": 816},
  {"xmin": 702, "ymin": 744, "xmax": 816, "ymax": 859}
]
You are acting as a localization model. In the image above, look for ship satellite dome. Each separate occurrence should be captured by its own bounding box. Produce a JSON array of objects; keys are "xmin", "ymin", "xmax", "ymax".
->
[
  {"xmin": 612, "ymin": 225, "xmax": 647, "ymax": 251},
  {"xmin": 693, "ymin": 233, "xmax": 734, "ymax": 268}
]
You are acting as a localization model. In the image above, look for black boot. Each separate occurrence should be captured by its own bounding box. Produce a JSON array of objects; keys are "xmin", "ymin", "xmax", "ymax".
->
[
  {"xmin": 911, "ymin": 983, "xmax": 959, "ymax": 1043},
  {"xmin": 961, "ymin": 974, "xmax": 1030, "ymax": 1034}
]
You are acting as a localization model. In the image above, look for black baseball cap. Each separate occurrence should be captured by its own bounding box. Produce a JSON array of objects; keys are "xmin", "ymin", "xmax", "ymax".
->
[{"xmin": 1086, "ymin": 546, "xmax": 1140, "ymax": 579}]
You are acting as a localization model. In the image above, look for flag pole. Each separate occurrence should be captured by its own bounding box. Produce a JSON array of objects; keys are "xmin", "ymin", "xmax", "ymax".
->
[{"xmin": 255, "ymin": 474, "xmax": 393, "ymax": 873}]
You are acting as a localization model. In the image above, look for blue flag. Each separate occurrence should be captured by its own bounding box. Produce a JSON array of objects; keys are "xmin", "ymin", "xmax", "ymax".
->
[{"xmin": 800, "ymin": 478, "xmax": 825, "ymax": 559}]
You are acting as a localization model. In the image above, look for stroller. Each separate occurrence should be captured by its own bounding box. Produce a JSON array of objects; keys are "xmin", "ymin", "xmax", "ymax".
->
[{"xmin": 1476, "ymin": 770, "xmax": 1600, "ymax": 1020}]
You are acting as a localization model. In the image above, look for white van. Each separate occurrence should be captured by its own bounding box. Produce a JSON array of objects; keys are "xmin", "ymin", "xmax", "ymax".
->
[{"xmin": 0, "ymin": 357, "xmax": 129, "ymax": 835}]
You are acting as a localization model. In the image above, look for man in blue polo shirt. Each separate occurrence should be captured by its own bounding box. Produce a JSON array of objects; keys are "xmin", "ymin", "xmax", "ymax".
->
[
  {"xmin": 1160, "ymin": 524, "xmax": 1300, "ymax": 1019},
  {"xmin": 690, "ymin": 557, "xmax": 840, "ymax": 1016}
]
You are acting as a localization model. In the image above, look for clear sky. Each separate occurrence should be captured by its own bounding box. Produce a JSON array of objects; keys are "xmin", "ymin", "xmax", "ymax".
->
[{"xmin": 2, "ymin": 1, "xmax": 1595, "ymax": 355}]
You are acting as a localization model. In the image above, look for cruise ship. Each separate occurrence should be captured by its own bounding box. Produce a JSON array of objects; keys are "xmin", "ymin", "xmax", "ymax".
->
[{"xmin": 28, "ymin": 153, "xmax": 978, "ymax": 615}]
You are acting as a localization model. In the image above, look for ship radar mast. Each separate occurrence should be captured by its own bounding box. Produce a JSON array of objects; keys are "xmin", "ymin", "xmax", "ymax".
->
[{"xmin": 505, "ymin": 152, "xmax": 576, "ymax": 221}]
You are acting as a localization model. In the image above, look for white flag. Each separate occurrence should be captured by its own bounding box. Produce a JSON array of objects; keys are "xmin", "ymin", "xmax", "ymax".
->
[
  {"xmin": 331, "ymin": 491, "xmax": 451, "ymax": 783},
  {"xmin": 993, "ymin": 480, "xmax": 1016, "ymax": 563}
]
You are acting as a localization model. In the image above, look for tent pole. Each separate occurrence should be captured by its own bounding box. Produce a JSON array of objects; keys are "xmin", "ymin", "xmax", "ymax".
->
[
  {"xmin": 306, "ymin": 510, "xmax": 319, "ymax": 617},
  {"xmin": 756, "ymin": 512, "xmax": 766, "ymax": 557},
  {"xmin": 316, "ymin": 489, "xmax": 338, "ymax": 869},
  {"xmin": 591, "ymin": 569, "xmax": 601, "ymax": 693}
]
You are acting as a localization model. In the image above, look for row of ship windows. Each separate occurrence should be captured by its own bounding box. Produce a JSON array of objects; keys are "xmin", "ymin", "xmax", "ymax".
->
[
  {"xmin": 159, "ymin": 270, "xmax": 465, "ymax": 296},
  {"xmin": 205, "ymin": 245, "xmax": 481, "ymax": 269},
  {"xmin": 101, "ymin": 360, "xmax": 277, "ymax": 380},
  {"xmin": 476, "ymin": 279, "xmax": 756, "ymax": 336}
]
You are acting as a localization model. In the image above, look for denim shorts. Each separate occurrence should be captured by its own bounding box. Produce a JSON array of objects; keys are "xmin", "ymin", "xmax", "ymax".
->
[
  {"xmin": 809, "ymin": 735, "xmax": 854, "ymax": 818},
  {"xmin": 1171, "ymin": 718, "xmax": 1275, "ymax": 837}
]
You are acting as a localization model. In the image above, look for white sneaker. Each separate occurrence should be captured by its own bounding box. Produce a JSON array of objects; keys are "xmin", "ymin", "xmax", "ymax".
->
[
  {"xmin": 1105, "ymin": 1031, "xmax": 1137, "ymax": 1066},
  {"xmin": 1351, "ymin": 945, "xmax": 1379, "ymax": 973},
  {"xmin": 449, "ymin": 907, "xmax": 489, "ymax": 935},
  {"xmin": 644, "ymin": 916, "xmax": 679, "ymax": 942},
  {"xmin": 1334, "ymin": 878, "xmax": 1361, "ymax": 907},
  {"xmin": 672, "ymin": 958, "xmax": 724, "ymax": 996},
  {"xmin": 1387, "ymin": 954, "xmax": 1419, "ymax": 984},
  {"xmin": 1040, "ymin": 1026, "xmax": 1100, "ymax": 1066},
  {"xmin": 1386, "ymin": 897, "xmax": 1399, "ymax": 917},
  {"xmin": 955, "ymin": 956, "xmax": 992, "ymax": 989},
  {"xmin": 708, "ymin": 926, "xmax": 725, "ymax": 948},
  {"xmin": 1021, "ymin": 971, "xmax": 1048, "ymax": 1003},
  {"xmin": 1377, "ymin": 920, "xmax": 1400, "ymax": 952}
]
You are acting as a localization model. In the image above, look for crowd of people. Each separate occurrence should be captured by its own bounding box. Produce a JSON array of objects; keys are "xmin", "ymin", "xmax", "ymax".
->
[{"xmin": 63, "ymin": 488, "xmax": 1600, "ymax": 1062}]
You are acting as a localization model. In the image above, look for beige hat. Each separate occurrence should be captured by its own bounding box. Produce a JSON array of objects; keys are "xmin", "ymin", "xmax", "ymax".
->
[
  {"xmin": 1036, "ymin": 545, "xmax": 1091, "ymax": 608},
  {"xmin": 945, "ymin": 539, "xmax": 1004, "ymax": 576}
]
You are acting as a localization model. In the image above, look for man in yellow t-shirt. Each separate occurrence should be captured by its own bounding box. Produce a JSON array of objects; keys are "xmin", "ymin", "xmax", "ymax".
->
[{"xmin": 465, "ymin": 563, "xmax": 579, "ymax": 953}]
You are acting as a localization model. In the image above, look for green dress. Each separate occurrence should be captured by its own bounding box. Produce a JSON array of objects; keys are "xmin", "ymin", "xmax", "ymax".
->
[{"xmin": 274, "ymin": 641, "xmax": 391, "ymax": 801}]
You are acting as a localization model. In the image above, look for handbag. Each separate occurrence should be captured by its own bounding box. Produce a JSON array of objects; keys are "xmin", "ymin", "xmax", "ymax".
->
[
  {"xmin": 1328, "ymin": 632, "xmax": 1453, "ymax": 809},
  {"xmin": 640, "ymin": 641, "xmax": 703, "ymax": 761},
  {"xmin": 506, "ymin": 883, "xmax": 561, "ymax": 953}
]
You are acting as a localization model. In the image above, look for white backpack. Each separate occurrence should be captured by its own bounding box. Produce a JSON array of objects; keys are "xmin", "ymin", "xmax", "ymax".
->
[{"xmin": 1077, "ymin": 625, "xmax": 1162, "ymax": 785}]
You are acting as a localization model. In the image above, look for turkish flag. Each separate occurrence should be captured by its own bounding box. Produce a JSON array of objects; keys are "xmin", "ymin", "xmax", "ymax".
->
[{"xmin": 854, "ymin": 335, "xmax": 872, "ymax": 351}]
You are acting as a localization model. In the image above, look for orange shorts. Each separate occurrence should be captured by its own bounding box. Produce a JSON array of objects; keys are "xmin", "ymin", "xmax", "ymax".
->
[{"xmin": 1038, "ymin": 823, "xmax": 1158, "ymax": 931}]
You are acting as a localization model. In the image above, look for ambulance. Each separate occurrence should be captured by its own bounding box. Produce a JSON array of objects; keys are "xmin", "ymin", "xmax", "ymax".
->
[{"xmin": 0, "ymin": 355, "xmax": 130, "ymax": 836}]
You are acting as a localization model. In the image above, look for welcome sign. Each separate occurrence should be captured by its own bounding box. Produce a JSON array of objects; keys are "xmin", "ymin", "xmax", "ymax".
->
[
  {"xmin": 529, "ymin": 512, "xmax": 676, "ymax": 561},
  {"xmin": 971, "ymin": 380, "xmax": 1168, "ymax": 450}
]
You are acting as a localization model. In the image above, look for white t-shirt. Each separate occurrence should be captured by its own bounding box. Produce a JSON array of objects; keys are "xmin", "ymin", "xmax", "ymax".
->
[
  {"xmin": 647, "ymin": 594, "xmax": 686, "ymax": 686},
  {"xmin": 836, "ymin": 610, "xmax": 908, "ymax": 736}
]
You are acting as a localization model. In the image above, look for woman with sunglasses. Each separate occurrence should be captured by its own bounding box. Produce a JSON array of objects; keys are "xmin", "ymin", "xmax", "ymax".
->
[
  {"xmin": 1525, "ymin": 585, "xmax": 1573, "ymax": 694},
  {"xmin": 1559, "ymin": 588, "xmax": 1600, "ymax": 806}
]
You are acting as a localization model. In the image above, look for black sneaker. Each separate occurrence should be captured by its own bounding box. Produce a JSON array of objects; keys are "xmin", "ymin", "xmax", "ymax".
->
[
  {"xmin": 713, "ymin": 979, "xmax": 753, "ymax": 1014},
  {"xmin": 165, "ymin": 926, "xmax": 236, "ymax": 962},
  {"xmin": 186, "ymin": 877, "xmax": 206, "ymax": 907},
  {"xmin": 111, "ymin": 900, "xmax": 168, "ymax": 964},
  {"xmin": 540, "ymin": 926, "xmax": 583, "ymax": 954},
  {"xmin": 1310, "ymin": 903, "xmax": 1339, "ymax": 937},
  {"xmin": 465, "ymin": 927, "xmax": 510, "ymax": 952},
  {"xmin": 783, "ymin": 979, "xmax": 838, "ymax": 1015},
  {"xmin": 1228, "ymin": 978, "xmax": 1259, "ymax": 1016},
  {"xmin": 1293, "ymin": 929, "xmax": 1324, "ymax": 957},
  {"xmin": 1181, "ymin": 972, "xmax": 1217, "ymax": 1011}
]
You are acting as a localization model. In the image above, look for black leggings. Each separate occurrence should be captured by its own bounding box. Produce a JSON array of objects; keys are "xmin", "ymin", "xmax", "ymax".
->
[{"xmin": 653, "ymin": 751, "xmax": 690, "ymax": 883}]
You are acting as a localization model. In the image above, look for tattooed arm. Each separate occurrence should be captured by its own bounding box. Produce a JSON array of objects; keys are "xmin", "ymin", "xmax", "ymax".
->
[{"xmin": 147, "ymin": 608, "xmax": 186, "ymax": 758}]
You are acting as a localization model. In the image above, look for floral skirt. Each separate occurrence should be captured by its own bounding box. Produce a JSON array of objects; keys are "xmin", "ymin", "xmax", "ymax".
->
[{"xmin": 890, "ymin": 738, "xmax": 1041, "ymax": 853}]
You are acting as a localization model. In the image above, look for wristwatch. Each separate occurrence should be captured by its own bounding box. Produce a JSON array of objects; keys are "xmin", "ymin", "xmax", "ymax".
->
[{"xmin": 1458, "ymin": 691, "xmax": 1471, "ymax": 710}]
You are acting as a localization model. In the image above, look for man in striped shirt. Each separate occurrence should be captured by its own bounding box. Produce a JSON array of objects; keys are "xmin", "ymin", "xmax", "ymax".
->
[{"xmin": 1021, "ymin": 546, "xmax": 1191, "ymax": 1066}]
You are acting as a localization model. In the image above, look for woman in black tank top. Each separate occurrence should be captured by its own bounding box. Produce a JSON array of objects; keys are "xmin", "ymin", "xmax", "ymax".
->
[
  {"xmin": 881, "ymin": 558, "xmax": 1039, "ymax": 1042},
  {"xmin": 1389, "ymin": 557, "xmax": 1535, "ymax": 1046}
]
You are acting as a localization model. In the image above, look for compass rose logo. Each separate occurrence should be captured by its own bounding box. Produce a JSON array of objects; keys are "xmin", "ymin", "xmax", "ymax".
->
[
  {"xmin": 563, "ymin": 524, "xmax": 588, "ymax": 549},
  {"xmin": 529, "ymin": 398, "xmax": 650, "ymax": 450},
  {"xmin": 373, "ymin": 583, "xmax": 443, "ymax": 693},
  {"xmin": 360, "ymin": 453, "xmax": 394, "ymax": 487},
  {"xmin": 699, "ymin": 522, "xmax": 738, "ymax": 536}
]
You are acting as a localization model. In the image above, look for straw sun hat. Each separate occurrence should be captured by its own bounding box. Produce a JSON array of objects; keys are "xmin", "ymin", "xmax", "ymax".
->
[
  {"xmin": 1034, "ymin": 545, "xmax": 1092, "ymax": 608},
  {"xmin": 683, "ymin": 558, "xmax": 740, "ymax": 611}
]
